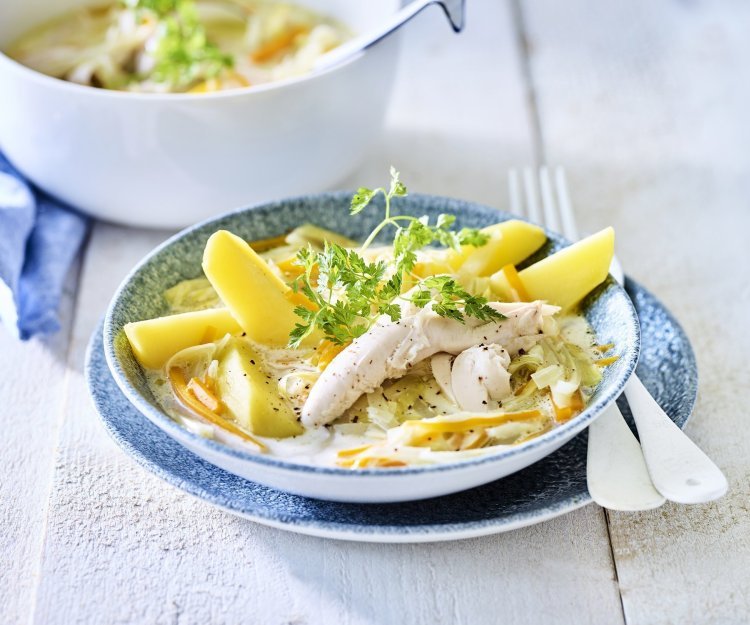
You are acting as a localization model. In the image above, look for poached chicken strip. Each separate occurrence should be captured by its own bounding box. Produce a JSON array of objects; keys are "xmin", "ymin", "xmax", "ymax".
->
[
  {"xmin": 450, "ymin": 344, "xmax": 512, "ymax": 412},
  {"xmin": 302, "ymin": 301, "xmax": 560, "ymax": 426}
]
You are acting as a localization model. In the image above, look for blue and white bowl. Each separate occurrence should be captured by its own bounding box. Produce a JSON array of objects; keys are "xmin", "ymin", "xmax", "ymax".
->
[{"xmin": 103, "ymin": 192, "xmax": 640, "ymax": 503}]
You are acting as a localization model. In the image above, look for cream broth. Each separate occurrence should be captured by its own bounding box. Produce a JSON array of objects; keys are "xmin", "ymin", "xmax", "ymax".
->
[
  {"xmin": 144, "ymin": 310, "xmax": 603, "ymax": 468},
  {"xmin": 7, "ymin": 0, "xmax": 350, "ymax": 93}
]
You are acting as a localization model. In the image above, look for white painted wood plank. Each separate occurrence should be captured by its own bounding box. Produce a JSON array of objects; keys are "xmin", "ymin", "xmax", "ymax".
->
[
  {"xmin": 26, "ymin": 223, "xmax": 170, "ymax": 625},
  {"xmin": 340, "ymin": 0, "xmax": 537, "ymax": 208},
  {"xmin": 0, "ymin": 260, "xmax": 80, "ymax": 625},
  {"xmin": 521, "ymin": 1, "xmax": 750, "ymax": 622},
  {"xmin": 28, "ymin": 2, "xmax": 625, "ymax": 623}
]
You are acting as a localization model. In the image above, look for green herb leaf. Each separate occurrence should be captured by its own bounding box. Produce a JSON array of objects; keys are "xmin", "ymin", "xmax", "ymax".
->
[
  {"xmin": 436, "ymin": 213, "xmax": 455, "ymax": 229},
  {"xmin": 413, "ymin": 276, "xmax": 506, "ymax": 323},
  {"xmin": 287, "ymin": 168, "xmax": 500, "ymax": 347},
  {"xmin": 123, "ymin": 0, "xmax": 232, "ymax": 90},
  {"xmin": 458, "ymin": 227, "xmax": 490, "ymax": 247},
  {"xmin": 393, "ymin": 218, "xmax": 434, "ymax": 276},
  {"xmin": 350, "ymin": 187, "xmax": 378, "ymax": 215},
  {"xmin": 388, "ymin": 166, "xmax": 408, "ymax": 198},
  {"xmin": 123, "ymin": 0, "xmax": 180, "ymax": 14}
]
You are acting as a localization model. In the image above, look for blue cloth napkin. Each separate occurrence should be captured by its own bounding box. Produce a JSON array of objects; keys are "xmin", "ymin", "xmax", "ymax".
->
[{"xmin": 0, "ymin": 152, "xmax": 90, "ymax": 340}]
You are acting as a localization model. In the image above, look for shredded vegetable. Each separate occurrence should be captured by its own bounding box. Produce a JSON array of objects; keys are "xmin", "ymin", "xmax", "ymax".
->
[
  {"xmin": 132, "ymin": 190, "xmax": 616, "ymax": 469},
  {"xmin": 164, "ymin": 277, "xmax": 221, "ymax": 313},
  {"xmin": 168, "ymin": 367, "xmax": 267, "ymax": 450},
  {"xmin": 7, "ymin": 0, "xmax": 350, "ymax": 93}
]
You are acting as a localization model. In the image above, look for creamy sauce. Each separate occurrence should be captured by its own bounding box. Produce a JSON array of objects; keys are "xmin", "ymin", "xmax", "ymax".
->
[
  {"xmin": 144, "ymin": 311, "xmax": 603, "ymax": 468},
  {"xmin": 136, "ymin": 221, "xmax": 610, "ymax": 469},
  {"xmin": 7, "ymin": 0, "xmax": 350, "ymax": 93}
]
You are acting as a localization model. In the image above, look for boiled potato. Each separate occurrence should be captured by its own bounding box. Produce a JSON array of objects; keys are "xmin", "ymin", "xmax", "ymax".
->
[
  {"xmin": 124, "ymin": 308, "xmax": 241, "ymax": 370},
  {"xmin": 455, "ymin": 220, "xmax": 547, "ymax": 276},
  {"xmin": 490, "ymin": 227, "xmax": 615, "ymax": 310},
  {"xmin": 413, "ymin": 220, "xmax": 546, "ymax": 278},
  {"xmin": 217, "ymin": 339, "xmax": 303, "ymax": 438},
  {"xmin": 203, "ymin": 230, "xmax": 315, "ymax": 347}
]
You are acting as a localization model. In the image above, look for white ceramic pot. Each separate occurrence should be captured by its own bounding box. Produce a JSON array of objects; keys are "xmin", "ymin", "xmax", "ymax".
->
[{"xmin": 0, "ymin": 0, "xmax": 401, "ymax": 228}]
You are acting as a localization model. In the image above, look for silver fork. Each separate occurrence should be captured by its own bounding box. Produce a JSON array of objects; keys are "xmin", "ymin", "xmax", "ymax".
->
[{"xmin": 509, "ymin": 167, "xmax": 728, "ymax": 509}]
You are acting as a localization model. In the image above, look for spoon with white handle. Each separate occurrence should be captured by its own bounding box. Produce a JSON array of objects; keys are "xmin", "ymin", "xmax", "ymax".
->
[
  {"xmin": 511, "ymin": 168, "xmax": 665, "ymax": 511},
  {"xmin": 624, "ymin": 374, "xmax": 728, "ymax": 503},
  {"xmin": 537, "ymin": 166, "xmax": 727, "ymax": 506},
  {"xmin": 586, "ymin": 256, "xmax": 666, "ymax": 510},
  {"xmin": 314, "ymin": 0, "xmax": 465, "ymax": 73},
  {"xmin": 608, "ymin": 257, "xmax": 727, "ymax": 503}
]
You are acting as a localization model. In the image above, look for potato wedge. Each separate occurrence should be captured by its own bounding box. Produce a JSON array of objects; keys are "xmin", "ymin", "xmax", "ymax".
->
[
  {"xmin": 456, "ymin": 220, "xmax": 547, "ymax": 276},
  {"xmin": 217, "ymin": 339, "xmax": 303, "ymax": 438},
  {"xmin": 413, "ymin": 220, "xmax": 546, "ymax": 278},
  {"xmin": 202, "ymin": 230, "xmax": 315, "ymax": 347},
  {"xmin": 490, "ymin": 227, "xmax": 615, "ymax": 310},
  {"xmin": 124, "ymin": 308, "xmax": 241, "ymax": 370}
]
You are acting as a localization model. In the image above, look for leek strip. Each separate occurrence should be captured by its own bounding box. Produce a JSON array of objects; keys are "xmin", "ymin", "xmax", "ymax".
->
[
  {"xmin": 531, "ymin": 364, "xmax": 565, "ymax": 389},
  {"xmin": 514, "ymin": 379, "xmax": 538, "ymax": 397},
  {"xmin": 460, "ymin": 429, "xmax": 489, "ymax": 450},
  {"xmin": 513, "ymin": 421, "xmax": 553, "ymax": 444}
]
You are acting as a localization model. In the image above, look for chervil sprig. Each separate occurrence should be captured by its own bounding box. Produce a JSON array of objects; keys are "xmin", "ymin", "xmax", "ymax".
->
[
  {"xmin": 355, "ymin": 168, "xmax": 489, "ymax": 277},
  {"xmin": 287, "ymin": 167, "xmax": 503, "ymax": 347},
  {"xmin": 288, "ymin": 244, "xmax": 402, "ymax": 348},
  {"xmin": 404, "ymin": 276, "xmax": 504, "ymax": 324},
  {"xmin": 123, "ymin": 0, "xmax": 232, "ymax": 90}
]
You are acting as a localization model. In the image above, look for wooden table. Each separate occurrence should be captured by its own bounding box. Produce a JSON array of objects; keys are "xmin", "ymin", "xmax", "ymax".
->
[{"xmin": 3, "ymin": 1, "xmax": 749, "ymax": 623}]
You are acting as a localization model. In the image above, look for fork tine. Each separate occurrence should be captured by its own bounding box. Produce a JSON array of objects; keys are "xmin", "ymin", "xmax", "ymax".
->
[
  {"xmin": 554, "ymin": 166, "xmax": 580, "ymax": 241},
  {"xmin": 539, "ymin": 166, "xmax": 560, "ymax": 234},
  {"xmin": 508, "ymin": 169, "xmax": 523, "ymax": 217},
  {"xmin": 522, "ymin": 168, "xmax": 541, "ymax": 223}
]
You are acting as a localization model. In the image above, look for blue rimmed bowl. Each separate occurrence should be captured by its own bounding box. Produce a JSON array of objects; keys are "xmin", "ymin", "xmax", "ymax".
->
[{"xmin": 103, "ymin": 192, "xmax": 640, "ymax": 503}]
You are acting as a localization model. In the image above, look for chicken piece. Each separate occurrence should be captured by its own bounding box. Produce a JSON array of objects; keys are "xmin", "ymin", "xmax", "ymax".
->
[
  {"xmin": 430, "ymin": 353, "xmax": 456, "ymax": 403},
  {"xmin": 301, "ymin": 301, "xmax": 559, "ymax": 426},
  {"xmin": 451, "ymin": 344, "xmax": 512, "ymax": 412}
]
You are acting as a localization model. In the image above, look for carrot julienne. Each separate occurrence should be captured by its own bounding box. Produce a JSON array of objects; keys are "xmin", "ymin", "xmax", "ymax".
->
[
  {"xmin": 500, "ymin": 263, "xmax": 531, "ymax": 302},
  {"xmin": 168, "ymin": 368, "xmax": 267, "ymax": 451}
]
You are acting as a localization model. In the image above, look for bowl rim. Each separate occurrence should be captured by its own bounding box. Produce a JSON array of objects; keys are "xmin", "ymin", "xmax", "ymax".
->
[
  {"xmin": 0, "ymin": 0, "xmax": 402, "ymax": 102},
  {"xmin": 103, "ymin": 191, "xmax": 641, "ymax": 477}
]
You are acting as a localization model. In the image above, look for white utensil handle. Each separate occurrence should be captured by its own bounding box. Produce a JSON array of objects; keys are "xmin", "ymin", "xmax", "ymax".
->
[
  {"xmin": 625, "ymin": 375, "xmax": 728, "ymax": 504},
  {"xmin": 587, "ymin": 402, "xmax": 665, "ymax": 511}
]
